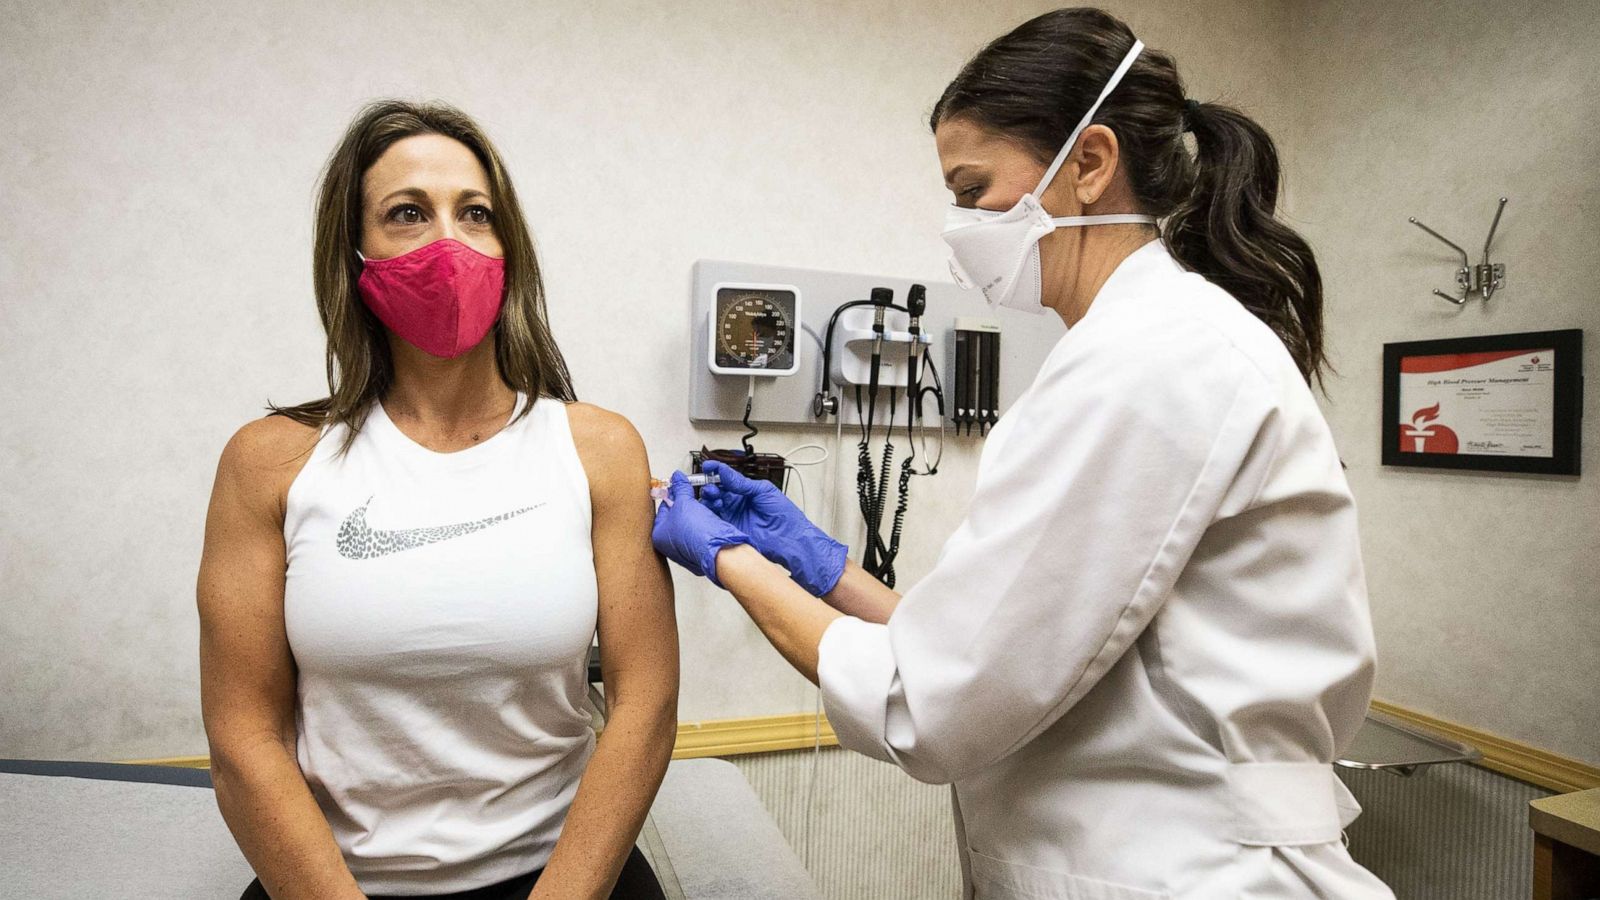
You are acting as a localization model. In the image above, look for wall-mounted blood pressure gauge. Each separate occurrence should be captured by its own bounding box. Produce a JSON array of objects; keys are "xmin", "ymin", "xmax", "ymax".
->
[{"xmin": 708, "ymin": 283, "xmax": 801, "ymax": 376}]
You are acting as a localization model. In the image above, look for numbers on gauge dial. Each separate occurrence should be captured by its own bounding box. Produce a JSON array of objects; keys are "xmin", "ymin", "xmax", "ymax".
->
[{"xmin": 718, "ymin": 294, "xmax": 791, "ymax": 367}]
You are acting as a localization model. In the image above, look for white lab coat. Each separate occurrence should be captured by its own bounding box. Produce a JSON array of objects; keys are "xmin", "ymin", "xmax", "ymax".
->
[{"xmin": 819, "ymin": 240, "xmax": 1394, "ymax": 899}]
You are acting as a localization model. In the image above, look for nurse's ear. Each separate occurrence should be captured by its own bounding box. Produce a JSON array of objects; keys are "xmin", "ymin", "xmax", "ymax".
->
[{"xmin": 1048, "ymin": 123, "xmax": 1129, "ymax": 215}]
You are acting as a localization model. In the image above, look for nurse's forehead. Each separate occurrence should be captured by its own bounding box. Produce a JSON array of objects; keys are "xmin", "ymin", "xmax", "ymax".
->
[{"xmin": 363, "ymin": 134, "xmax": 490, "ymax": 199}]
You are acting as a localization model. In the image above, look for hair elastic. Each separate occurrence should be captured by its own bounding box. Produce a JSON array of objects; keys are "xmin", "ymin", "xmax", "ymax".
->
[{"xmin": 1182, "ymin": 98, "xmax": 1201, "ymax": 132}]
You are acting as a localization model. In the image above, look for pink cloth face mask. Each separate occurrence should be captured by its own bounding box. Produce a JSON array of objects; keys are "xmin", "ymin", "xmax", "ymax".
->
[{"xmin": 356, "ymin": 238, "xmax": 506, "ymax": 359}]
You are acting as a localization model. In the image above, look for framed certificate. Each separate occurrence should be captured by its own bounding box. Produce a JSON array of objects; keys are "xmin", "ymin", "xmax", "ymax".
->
[{"xmin": 1382, "ymin": 330, "xmax": 1582, "ymax": 475}]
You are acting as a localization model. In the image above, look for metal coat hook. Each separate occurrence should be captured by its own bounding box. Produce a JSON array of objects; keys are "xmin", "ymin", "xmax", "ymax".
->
[{"xmin": 1408, "ymin": 197, "xmax": 1508, "ymax": 304}]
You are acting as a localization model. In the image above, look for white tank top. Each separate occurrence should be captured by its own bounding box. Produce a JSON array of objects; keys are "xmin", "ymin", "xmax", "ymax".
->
[{"xmin": 283, "ymin": 394, "xmax": 598, "ymax": 894}]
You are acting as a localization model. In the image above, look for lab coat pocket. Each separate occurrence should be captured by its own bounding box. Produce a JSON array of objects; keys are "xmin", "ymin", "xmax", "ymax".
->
[{"xmin": 968, "ymin": 848, "xmax": 1171, "ymax": 899}]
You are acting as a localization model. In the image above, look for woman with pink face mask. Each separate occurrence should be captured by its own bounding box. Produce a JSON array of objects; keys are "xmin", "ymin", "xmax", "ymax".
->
[{"xmin": 197, "ymin": 101, "xmax": 676, "ymax": 900}]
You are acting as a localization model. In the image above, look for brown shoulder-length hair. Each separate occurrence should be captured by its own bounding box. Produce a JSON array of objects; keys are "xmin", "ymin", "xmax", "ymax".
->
[{"xmin": 270, "ymin": 99, "xmax": 576, "ymax": 448}]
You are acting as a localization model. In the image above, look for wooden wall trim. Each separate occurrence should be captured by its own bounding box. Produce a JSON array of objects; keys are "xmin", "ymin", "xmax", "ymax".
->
[
  {"xmin": 669, "ymin": 712, "xmax": 838, "ymax": 759},
  {"xmin": 122, "ymin": 703, "xmax": 1598, "ymax": 794},
  {"xmin": 1370, "ymin": 700, "xmax": 1599, "ymax": 794}
]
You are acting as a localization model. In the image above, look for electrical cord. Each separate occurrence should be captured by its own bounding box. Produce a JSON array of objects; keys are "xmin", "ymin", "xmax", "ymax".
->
[
  {"xmin": 770, "ymin": 458, "xmax": 823, "ymax": 869},
  {"xmin": 884, "ymin": 368, "xmax": 919, "ymax": 582},
  {"xmin": 873, "ymin": 390, "xmax": 897, "ymax": 583},
  {"xmin": 875, "ymin": 387, "xmax": 918, "ymax": 588},
  {"xmin": 914, "ymin": 351, "xmax": 946, "ymax": 475},
  {"xmin": 783, "ymin": 465, "xmax": 807, "ymax": 521},
  {"xmin": 854, "ymin": 387, "xmax": 896, "ymax": 575},
  {"xmin": 854, "ymin": 389, "xmax": 914, "ymax": 587},
  {"xmin": 855, "ymin": 387, "xmax": 879, "ymax": 572},
  {"xmin": 824, "ymin": 294, "xmax": 944, "ymax": 585},
  {"xmin": 804, "ymin": 671, "xmax": 824, "ymax": 870},
  {"xmin": 875, "ymin": 342, "xmax": 944, "ymax": 585},
  {"xmin": 861, "ymin": 294, "xmax": 892, "ymax": 579},
  {"xmin": 782, "ymin": 443, "xmax": 829, "ymax": 468},
  {"xmin": 775, "ymin": 442, "xmax": 833, "ymax": 873},
  {"xmin": 829, "ymin": 409, "xmax": 846, "ymax": 553},
  {"xmin": 889, "ymin": 343, "xmax": 933, "ymax": 579},
  {"xmin": 740, "ymin": 376, "xmax": 758, "ymax": 455}
]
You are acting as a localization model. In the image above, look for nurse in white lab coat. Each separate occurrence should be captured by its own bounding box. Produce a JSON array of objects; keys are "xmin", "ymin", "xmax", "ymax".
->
[{"xmin": 652, "ymin": 8, "xmax": 1394, "ymax": 898}]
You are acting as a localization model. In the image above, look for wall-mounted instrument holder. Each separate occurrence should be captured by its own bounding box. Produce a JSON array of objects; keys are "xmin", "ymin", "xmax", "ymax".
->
[
  {"xmin": 1408, "ymin": 196, "xmax": 1508, "ymax": 305},
  {"xmin": 688, "ymin": 259, "xmax": 1062, "ymax": 430},
  {"xmin": 825, "ymin": 306, "xmax": 933, "ymax": 391},
  {"xmin": 952, "ymin": 319, "xmax": 1001, "ymax": 436}
]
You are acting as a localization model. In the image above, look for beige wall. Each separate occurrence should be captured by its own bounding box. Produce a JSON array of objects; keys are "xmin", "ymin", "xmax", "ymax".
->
[
  {"xmin": 1280, "ymin": 0, "xmax": 1600, "ymax": 765},
  {"xmin": 0, "ymin": 0, "xmax": 1295, "ymax": 759}
]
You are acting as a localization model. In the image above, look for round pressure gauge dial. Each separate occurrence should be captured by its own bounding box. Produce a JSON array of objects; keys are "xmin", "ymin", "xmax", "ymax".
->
[
  {"xmin": 709, "ymin": 284, "xmax": 801, "ymax": 376},
  {"xmin": 719, "ymin": 295, "xmax": 791, "ymax": 366}
]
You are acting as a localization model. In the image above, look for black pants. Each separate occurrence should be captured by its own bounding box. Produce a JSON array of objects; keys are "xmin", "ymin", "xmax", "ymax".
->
[{"xmin": 239, "ymin": 846, "xmax": 665, "ymax": 900}]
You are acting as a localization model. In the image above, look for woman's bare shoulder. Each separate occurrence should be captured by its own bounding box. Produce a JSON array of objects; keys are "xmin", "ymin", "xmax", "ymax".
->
[
  {"xmin": 226, "ymin": 413, "xmax": 320, "ymax": 465},
  {"xmin": 565, "ymin": 402, "xmax": 643, "ymax": 452},
  {"xmin": 214, "ymin": 413, "xmax": 324, "ymax": 510},
  {"xmin": 564, "ymin": 402, "xmax": 649, "ymax": 490}
]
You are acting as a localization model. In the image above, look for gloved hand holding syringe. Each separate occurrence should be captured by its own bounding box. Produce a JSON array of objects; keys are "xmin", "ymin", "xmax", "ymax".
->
[
  {"xmin": 650, "ymin": 472, "xmax": 720, "ymax": 505},
  {"xmin": 651, "ymin": 462, "xmax": 848, "ymax": 597}
]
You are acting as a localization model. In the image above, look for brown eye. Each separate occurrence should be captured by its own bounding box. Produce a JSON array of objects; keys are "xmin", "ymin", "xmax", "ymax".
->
[
  {"xmin": 463, "ymin": 205, "xmax": 493, "ymax": 225},
  {"xmin": 387, "ymin": 204, "xmax": 424, "ymax": 225}
]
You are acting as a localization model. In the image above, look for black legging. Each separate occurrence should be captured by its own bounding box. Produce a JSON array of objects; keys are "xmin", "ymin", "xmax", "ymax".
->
[{"xmin": 239, "ymin": 846, "xmax": 665, "ymax": 900}]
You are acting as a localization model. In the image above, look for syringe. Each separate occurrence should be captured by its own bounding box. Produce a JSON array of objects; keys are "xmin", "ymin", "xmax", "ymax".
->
[{"xmin": 650, "ymin": 472, "xmax": 721, "ymax": 503}]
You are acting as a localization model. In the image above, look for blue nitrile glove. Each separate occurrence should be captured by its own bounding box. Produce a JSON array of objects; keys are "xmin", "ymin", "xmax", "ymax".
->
[
  {"xmin": 699, "ymin": 460, "xmax": 848, "ymax": 596},
  {"xmin": 651, "ymin": 471, "xmax": 751, "ymax": 588}
]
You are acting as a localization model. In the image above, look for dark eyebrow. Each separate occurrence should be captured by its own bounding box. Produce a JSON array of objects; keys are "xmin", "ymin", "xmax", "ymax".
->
[
  {"xmin": 943, "ymin": 163, "xmax": 975, "ymax": 188},
  {"xmin": 377, "ymin": 187, "xmax": 429, "ymax": 207},
  {"xmin": 374, "ymin": 187, "xmax": 491, "ymax": 207}
]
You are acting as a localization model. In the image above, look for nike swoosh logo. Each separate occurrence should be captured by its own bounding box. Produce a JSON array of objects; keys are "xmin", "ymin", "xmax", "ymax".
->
[{"xmin": 336, "ymin": 495, "xmax": 543, "ymax": 560}]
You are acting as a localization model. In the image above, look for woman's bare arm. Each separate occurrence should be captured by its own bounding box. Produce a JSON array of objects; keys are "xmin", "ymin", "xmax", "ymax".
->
[
  {"xmin": 198, "ymin": 417, "xmax": 365, "ymax": 900},
  {"xmin": 533, "ymin": 404, "xmax": 678, "ymax": 899}
]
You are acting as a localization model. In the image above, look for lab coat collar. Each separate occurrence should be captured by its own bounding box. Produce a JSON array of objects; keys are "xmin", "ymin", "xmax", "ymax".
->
[{"xmin": 1070, "ymin": 238, "xmax": 1179, "ymax": 330}]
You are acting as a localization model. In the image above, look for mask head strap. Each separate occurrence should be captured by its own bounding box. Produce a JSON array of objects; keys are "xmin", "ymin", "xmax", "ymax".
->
[
  {"xmin": 1048, "ymin": 212, "xmax": 1159, "ymax": 227},
  {"xmin": 1033, "ymin": 39, "xmax": 1145, "ymax": 196}
]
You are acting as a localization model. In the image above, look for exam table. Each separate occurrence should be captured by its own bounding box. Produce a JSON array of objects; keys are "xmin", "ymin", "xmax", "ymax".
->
[{"xmin": 0, "ymin": 756, "xmax": 818, "ymax": 899}]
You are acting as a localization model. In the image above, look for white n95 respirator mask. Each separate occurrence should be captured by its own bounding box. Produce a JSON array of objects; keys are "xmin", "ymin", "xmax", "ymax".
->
[{"xmin": 941, "ymin": 39, "xmax": 1156, "ymax": 315}]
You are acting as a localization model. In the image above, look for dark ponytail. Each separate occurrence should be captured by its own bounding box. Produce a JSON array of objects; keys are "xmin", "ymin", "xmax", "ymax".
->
[
  {"xmin": 931, "ymin": 8, "xmax": 1328, "ymax": 386},
  {"xmin": 1169, "ymin": 102, "xmax": 1325, "ymax": 386}
]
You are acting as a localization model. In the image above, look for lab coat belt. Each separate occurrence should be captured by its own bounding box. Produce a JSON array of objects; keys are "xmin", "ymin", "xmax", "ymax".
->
[{"xmin": 1226, "ymin": 761, "xmax": 1353, "ymax": 847}]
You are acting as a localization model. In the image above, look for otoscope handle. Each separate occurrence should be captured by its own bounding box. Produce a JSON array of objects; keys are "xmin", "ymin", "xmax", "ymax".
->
[{"xmin": 869, "ymin": 287, "xmax": 892, "ymax": 335}]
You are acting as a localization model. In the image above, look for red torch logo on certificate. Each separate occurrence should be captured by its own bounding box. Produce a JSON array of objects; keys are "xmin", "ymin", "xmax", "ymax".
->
[{"xmin": 1400, "ymin": 402, "xmax": 1458, "ymax": 453}]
